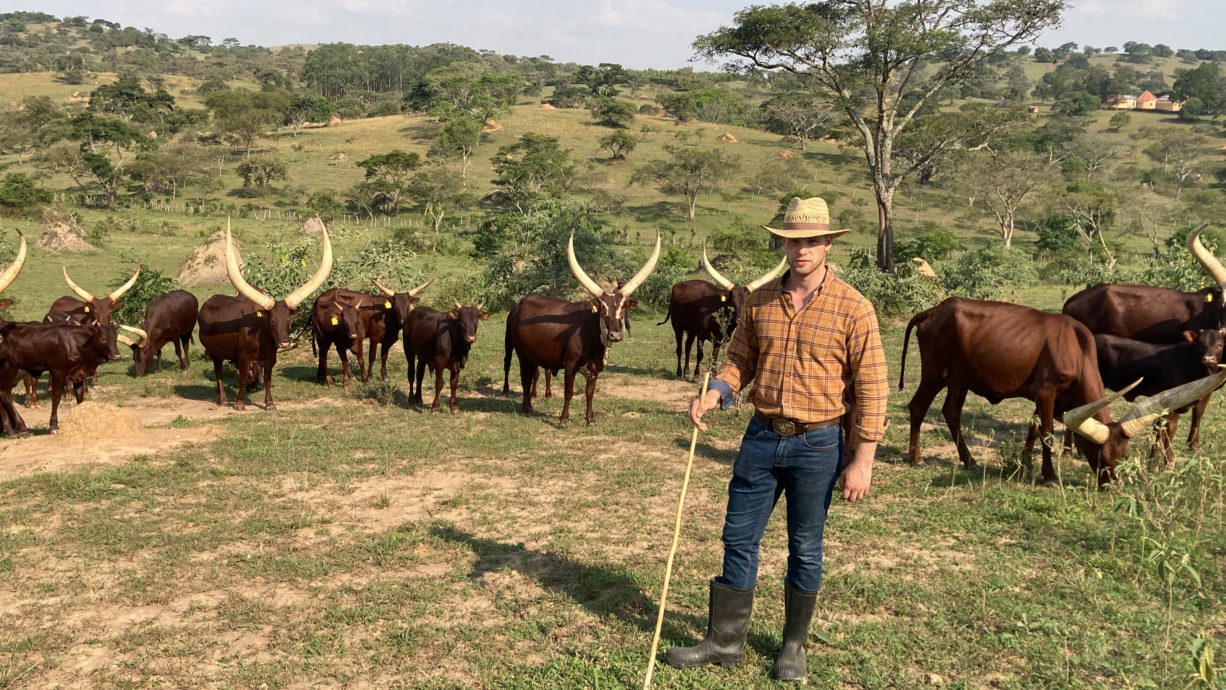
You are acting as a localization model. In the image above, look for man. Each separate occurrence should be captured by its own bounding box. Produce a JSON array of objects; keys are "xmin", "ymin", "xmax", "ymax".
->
[{"xmin": 665, "ymin": 196, "xmax": 889, "ymax": 681}]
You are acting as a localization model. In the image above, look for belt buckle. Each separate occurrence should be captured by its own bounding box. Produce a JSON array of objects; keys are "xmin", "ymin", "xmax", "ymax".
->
[{"xmin": 771, "ymin": 418, "xmax": 796, "ymax": 436}]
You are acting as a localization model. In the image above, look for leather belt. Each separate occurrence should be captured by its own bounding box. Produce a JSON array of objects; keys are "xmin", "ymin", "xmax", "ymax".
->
[{"xmin": 753, "ymin": 411, "xmax": 842, "ymax": 437}]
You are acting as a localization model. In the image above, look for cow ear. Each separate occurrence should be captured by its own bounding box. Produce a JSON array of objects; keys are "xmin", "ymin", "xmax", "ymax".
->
[
  {"xmin": 626, "ymin": 298, "xmax": 638, "ymax": 309},
  {"xmin": 410, "ymin": 297, "xmax": 422, "ymax": 305},
  {"xmin": 479, "ymin": 311, "xmax": 489, "ymax": 320},
  {"xmin": 1183, "ymin": 330, "xmax": 1195, "ymax": 342},
  {"xmin": 0, "ymin": 299, "xmax": 12, "ymax": 312},
  {"xmin": 447, "ymin": 310, "xmax": 458, "ymax": 319},
  {"xmin": 111, "ymin": 302, "xmax": 122, "ymax": 311}
]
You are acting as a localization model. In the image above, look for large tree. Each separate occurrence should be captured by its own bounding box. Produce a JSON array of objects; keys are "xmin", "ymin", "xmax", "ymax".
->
[
  {"xmin": 694, "ymin": 0, "xmax": 1066, "ymax": 272},
  {"xmin": 631, "ymin": 145, "xmax": 739, "ymax": 221},
  {"xmin": 951, "ymin": 149, "xmax": 1048, "ymax": 248}
]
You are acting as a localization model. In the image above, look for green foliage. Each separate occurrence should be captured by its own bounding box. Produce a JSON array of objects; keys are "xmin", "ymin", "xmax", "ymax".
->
[
  {"xmin": 0, "ymin": 173, "xmax": 50, "ymax": 215},
  {"xmin": 589, "ymin": 97, "xmax": 635, "ymax": 128},
  {"xmin": 1134, "ymin": 228, "xmax": 1224, "ymax": 292},
  {"xmin": 894, "ymin": 229, "xmax": 960, "ymax": 263},
  {"xmin": 489, "ymin": 133, "xmax": 577, "ymax": 212},
  {"xmin": 108, "ymin": 264, "xmax": 180, "ymax": 327},
  {"xmin": 236, "ymin": 156, "xmax": 288, "ymax": 190},
  {"xmin": 839, "ymin": 255, "xmax": 946, "ymax": 317},
  {"xmin": 598, "ymin": 130, "xmax": 636, "ymax": 160},
  {"xmin": 630, "ymin": 144, "xmax": 739, "ymax": 221},
  {"xmin": 940, "ymin": 245, "xmax": 1038, "ymax": 300},
  {"xmin": 1053, "ymin": 91, "xmax": 1100, "ymax": 116},
  {"xmin": 575, "ymin": 63, "xmax": 626, "ymax": 97}
]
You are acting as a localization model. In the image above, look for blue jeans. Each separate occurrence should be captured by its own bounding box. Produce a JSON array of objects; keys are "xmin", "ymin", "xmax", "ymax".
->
[{"xmin": 717, "ymin": 417, "xmax": 844, "ymax": 593}]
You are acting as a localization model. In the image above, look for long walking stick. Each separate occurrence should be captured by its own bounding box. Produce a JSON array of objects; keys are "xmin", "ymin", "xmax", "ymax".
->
[{"xmin": 643, "ymin": 373, "xmax": 710, "ymax": 689}]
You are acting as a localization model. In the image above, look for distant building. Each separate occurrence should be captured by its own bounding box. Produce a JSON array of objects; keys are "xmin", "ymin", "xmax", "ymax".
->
[
  {"xmin": 1136, "ymin": 90, "xmax": 1158, "ymax": 109},
  {"xmin": 1105, "ymin": 94, "xmax": 1137, "ymax": 109},
  {"xmin": 1154, "ymin": 94, "xmax": 1184, "ymax": 112},
  {"xmin": 1103, "ymin": 91, "xmax": 1183, "ymax": 112}
]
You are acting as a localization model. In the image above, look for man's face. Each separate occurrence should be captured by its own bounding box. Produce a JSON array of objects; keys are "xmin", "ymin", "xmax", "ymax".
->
[{"xmin": 783, "ymin": 236, "xmax": 833, "ymax": 279}]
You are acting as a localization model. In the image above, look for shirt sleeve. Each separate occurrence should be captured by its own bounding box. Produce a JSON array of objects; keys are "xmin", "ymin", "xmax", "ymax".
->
[
  {"xmin": 712, "ymin": 299, "xmax": 759, "ymax": 406},
  {"xmin": 845, "ymin": 301, "xmax": 889, "ymax": 442}
]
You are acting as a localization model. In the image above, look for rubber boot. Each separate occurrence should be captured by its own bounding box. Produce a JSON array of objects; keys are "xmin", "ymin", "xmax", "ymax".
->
[
  {"xmin": 772, "ymin": 581, "xmax": 818, "ymax": 681},
  {"xmin": 664, "ymin": 579, "xmax": 755, "ymax": 668}
]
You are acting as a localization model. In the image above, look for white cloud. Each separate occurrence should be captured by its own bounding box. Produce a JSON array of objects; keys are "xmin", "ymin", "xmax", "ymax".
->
[{"xmin": 1074, "ymin": 0, "xmax": 1182, "ymax": 20}]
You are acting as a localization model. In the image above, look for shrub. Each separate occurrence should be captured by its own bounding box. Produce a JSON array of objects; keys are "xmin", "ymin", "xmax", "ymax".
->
[
  {"xmin": 0, "ymin": 173, "xmax": 50, "ymax": 215},
  {"xmin": 108, "ymin": 263, "xmax": 181, "ymax": 327},
  {"xmin": 941, "ymin": 245, "xmax": 1038, "ymax": 300},
  {"xmin": 839, "ymin": 255, "xmax": 946, "ymax": 318},
  {"xmin": 895, "ymin": 229, "xmax": 961, "ymax": 263}
]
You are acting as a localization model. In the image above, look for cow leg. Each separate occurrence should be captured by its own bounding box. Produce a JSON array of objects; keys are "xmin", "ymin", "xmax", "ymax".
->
[
  {"xmin": 262, "ymin": 360, "xmax": 275, "ymax": 410},
  {"xmin": 377, "ymin": 339, "xmax": 388, "ymax": 380},
  {"xmin": 317, "ymin": 338, "xmax": 332, "ymax": 386},
  {"xmin": 907, "ymin": 378, "xmax": 945, "ymax": 465},
  {"xmin": 233, "ymin": 362, "xmax": 248, "ymax": 411},
  {"xmin": 210, "ymin": 357, "xmax": 228, "ymax": 406},
  {"xmin": 404, "ymin": 346, "xmax": 416, "ymax": 400},
  {"xmin": 559, "ymin": 367, "xmax": 577, "ymax": 427},
  {"xmin": 694, "ymin": 338, "xmax": 705, "ymax": 380},
  {"xmin": 448, "ymin": 365, "xmax": 460, "ymax": 414},
  {"xmin": 529, "ymin": 368, "xmax": 539, "ymax": 400},
  {"xmin": 583, "ymin": 370, "xmax": 597, "ymax": 425},
  {"xmin": 1035, "ymin": 395, "xmax": 1060, "ymax": 485},
  {"xmin": 429, "ymin": 364, "xmax": 443, "ymax": 413},
  {"xmin": 519, "ymin": 361, "xmax": 537, "ymax": 415},
  {"xmin": 48, "ymin": 373, "xmax": 66, "ymax": 434},
  {"xmin": 683, "ymin": 333, "xmax": 696, "ymax": 380},
  {"xmin": 941, "ymin": 385, "xmax": 975, "ymax": 469},
  {"xmin": 23, "ymin": 372, "xmax": 39, "ymax": 408},
  {"xmin": 672, "ymin": 326, "xmax": 684, "ymax": 379},
  {"xmin": 1187, "ymin": 395, "xmax": 1209, "ymax": 451},
  {"xmin": 355, "ymin": 340, "xmax": 368, "ymax": 384},
  {"xmin": 338, "ymin": 345, "xmax": 351, "ymax": 392},
  {"xmin": 178, "ymin": 336, "xmax": 190, "ymax": 372},
  {"xmin": 545, "ymin": 370, "xmax": 554, "ymax": 399},
  {"xmin": 0, "ymin": 393, "xmax": 25, "ymax": 437},
  {"xmin": 72, "ymin": 379, "xmax": 86, "ymax": 404},
  {"xmin": 156, "ymin": 346, "xmax": 164, "ymax": 373},
  {"xmin": 415, "ymin": 360, "xmax": 428, "ymax": 407}
]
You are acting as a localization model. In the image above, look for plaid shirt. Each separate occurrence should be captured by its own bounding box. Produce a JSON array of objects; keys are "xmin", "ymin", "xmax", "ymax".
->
[{"xmin": 709, "ymin": 268, "xmax": 889, "ymax": 442}]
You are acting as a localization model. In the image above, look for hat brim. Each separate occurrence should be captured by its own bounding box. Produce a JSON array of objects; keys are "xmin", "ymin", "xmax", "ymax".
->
[{"xmin": 765, "ymin": 226, "xmax": 852, "ymax": 239}]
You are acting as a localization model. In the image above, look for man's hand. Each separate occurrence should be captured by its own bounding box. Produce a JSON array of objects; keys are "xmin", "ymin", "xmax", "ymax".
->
[
  {"xmin": 689, "ymin": 388, "xmax": 723, "ymax": 431},
  {"xmin": 840, "ymin": 440, "xmax": 877, "ymax": 501}
]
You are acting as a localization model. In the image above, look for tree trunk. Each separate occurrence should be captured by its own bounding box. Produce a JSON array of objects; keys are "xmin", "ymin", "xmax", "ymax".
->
[
  {"xmin": 687, "ymin": 194, "xmax": 697, "ymax": 221},
  {"xmin": 874, "ymin": 188, "xmax": 896, "ymax": 274}
]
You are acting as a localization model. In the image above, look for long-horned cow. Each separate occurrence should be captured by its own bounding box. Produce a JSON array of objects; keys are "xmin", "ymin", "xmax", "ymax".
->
[
  {"xmin": 404, "ymin": 302, "xmax": 488, "ymax": 413},
  {"xmin": 196, "ymin": 222, "xmax": 332, "ymax": 410},
  {"xmin": 658, "ymin": 248, "xmax": 786, "ymax": 379},
  {"xmin": 116, "ymin": 290, "xmax": 199, "ymax": 377},
  {"xmin": 1062, "ymin": 224, "xmax": 1226, "ymax": 449},
  {"xmin": 900, "ymin": 297, "xmax": 1226, "ymax": 486},
  {"xmin": 0, "ymin": 229, "xmax": 28, "ymax": 434},
  {"xmin": 503, "ymin": 232, "xmax": 660, "ymax": 426}
]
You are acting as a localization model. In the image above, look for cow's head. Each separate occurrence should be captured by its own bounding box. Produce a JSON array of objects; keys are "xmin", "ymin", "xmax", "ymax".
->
[
  {"xmin": 82, "ymin": 320, "xmax": 122, "ymax": 363},
  {"xmin": 372, "ymin": 278, "xmax": 432, "ymax": 325},
  {"xmin": 449, "ymin": 302, "xmax": 489, "ymax": 344},
  {"xmin": 116, "ymin": 324, "xmax": 151, "ymax": 375},
  {"xmin": 1064, "ymin": 369, "xmax": 1226, "ymax": 484},
  {"xmin": 62, "ymin": 264, "xmax": 139, "ymax": 326},
  {"xmin": 702, "ymin": 246, "xmax": 788, "ymax": 335},
  {"xmin": 225, "ymin": 218, "xmax": 333, "ymax": 350},
  {"xmin": 568, "ymin": 231, "xmax": 661, "ymax": 345},
  {"xmin": 1184, "ymin": 328, "xmax": 1226, "ymax": 372}
]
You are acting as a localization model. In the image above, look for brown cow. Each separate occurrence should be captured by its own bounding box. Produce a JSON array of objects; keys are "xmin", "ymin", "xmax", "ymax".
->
[
  {"xmin": 403, "ymin": 302, "xmax": 488, "ymax": 413},
  {"xmin": 338, "ymin": 279, "xmax": 433, "ymax": 381},
  {"xmin": 0, "ymin": 320, "xmax": 120, "ymax": 434},
  {"xmin": 658, "ymin": 248, "xmax": 786, "ymax": 379},
  {"xmin": 310, "ymin": 289, "xmax": 366, "ymax": 390},
  {"xmin": 0, "ymin": 229, "xmax": 27, "ymax": 434},
  {"xmin": 1062, "ymin": 224, "xmax": 1226, "ymax": 449},
  {"xmin": 503, "ymin": 232, "xmax": 660, "ymax": 426},
  {"xmin": 117, "ymin": 290, "xmax": 199, "ymax": 376},
  {"xmin": 196, "ymin": 221, "xmax": 332, "ymax": 410},
  {"xmin": 899, "ymin": 297, "xmax": 1226, "ymax": 486}
]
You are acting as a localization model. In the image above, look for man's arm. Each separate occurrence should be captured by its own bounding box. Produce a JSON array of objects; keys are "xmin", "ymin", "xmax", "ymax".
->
[
  {"xmin": 840, "ymin": 440, "xmax": 876, "ymax": 501},
  {"xmin": 691, "ymin": 303, "xmax": 759, "ymax": 429}
]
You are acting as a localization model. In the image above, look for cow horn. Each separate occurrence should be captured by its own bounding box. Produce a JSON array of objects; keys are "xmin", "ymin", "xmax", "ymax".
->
[
  {"xmin": 567, "ymin": 232, "xmax": 606, "ymax": 298},
  {"xmin": 107, "ymin": 265, "xmax": 141, "ymax": 301},
  {"xmin": 62, "ymin": 266, "xmax": 95, "ymax": 302},
  {"xmin": 117, "ymin": 324, "xmax": 148, "ymax": 346},
  {"xmin": 283, "ymin": 223, "xmax": 333, "ymax": 309},
  {"xmin": 746, "ymin": 257, "xmax": 790, "ymax": 293},
  {"xmin": 225, "ymin": 219, "xmax": 275, "ymax": 310},
  {"xmin": 619, "ymin": 230, "xmax": 662, "ymax": 298},
  {"xmin": 116, "ymin": 331, "xmax": 135, "ymax": 347},
  {"xmin": 407, "ymin": 279, "xmax": 432, "ymax": 297},
  {"xmin": 1062, "ymin": 378, "xmax": 1144, "ymax": 444},
  {"xmin": 372, "ymin": 279, "xmax": 396, "ymax": 297},
  {"xmin": 1187, "ymin": 224, "xmax": 1226, "ymax": 288},
  {"xmin": 1118, "ymin": 366, "xmax": 1226, "ymax": 438},
  {"xmin": 454, "ymin": 300, "xmax": 463, "ymax": 309},
  {"xmin": 0, "ymin": 230, "xmax": 26, "ymax": 294},
  {"xmin": 701, "ymin": 247, "xmax": 735, "ymax": 290}
]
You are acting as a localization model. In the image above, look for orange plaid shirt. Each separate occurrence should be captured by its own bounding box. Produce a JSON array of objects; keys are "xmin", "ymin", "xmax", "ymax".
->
[{"xmin": 711, "ymin": 268, "xmax": 889, "ymax": 442}]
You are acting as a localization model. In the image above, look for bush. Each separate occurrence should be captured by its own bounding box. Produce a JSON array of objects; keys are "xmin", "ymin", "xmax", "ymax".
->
[
  {"xmin": 941, "ymin": 245, "xmax": 1038, "ymax": 300},
  {"xmin": 0, "ymin": 173, "xmax": 50, "ymax": 215},
  {"xmin": 108, "ymin": 263, "xmax": 181, "ymax": 327},
  {"xmin": 895, "ymin": 229, "xmax": 961, "ymax": 263},
  {"xmin": 838, "ymin": 256, "xmax": 946, "ymax": 318}
]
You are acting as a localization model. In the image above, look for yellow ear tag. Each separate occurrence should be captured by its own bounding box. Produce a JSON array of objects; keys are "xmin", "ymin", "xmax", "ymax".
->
[
  {"xmin": 83, "ymin": 306, "xmax": 91, "ymax": 313},
  {"xmin": 384, "ymin": 300, "xmax": 392, "ymax": 309},
  {"xmin": 330, "ymin": 316, "xmax": 339, "ymax": 325},
  {"xmin": 591, "ymin": 303, "xmax": 599, "ymax": 314},
  {"xmin": 720, "ymin": 294, "xmax": 727, "ymax": 302},
  {"xmin": 256, "ymin": 311, "xmax": 263, "ymax": 318},
  {"xmin": 1208, "ymin": 293, "xmax": 1214, "ymax": 303}
]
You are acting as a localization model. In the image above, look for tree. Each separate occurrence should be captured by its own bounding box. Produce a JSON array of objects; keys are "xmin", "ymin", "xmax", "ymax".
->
[
  {"xmin": 67, "ymin": 111, "xmax": 146, "ymax": 207},
  {"xmin": 405, "ymin": 166, "xmax": 476, "ymax": 241},
  {"xmin": 631, "ymin": 144, "xmax": 739, "ymax": 221},
  {"xmin": 759, "ymin": 91, "xmax": 832, "ymax": 150},
  {"xmin": 950, "ymin": 150, "xmax": 1049, "ymax": 248},
  {"xmin": 576, "ymin": 63, "xmax": 627, "ymax": 97},
  {"xmin": 589, "ymin": 97, "xmax": 635, "ymax": 128},
  {"xmin": 128, "ymin": 143, "xmax": 204, "ymax": 198},
  {"xmin": 694, "ymin": 0, "xmax": 1066, "ymax": 272},
  {"xmin": 355, "ymin": 150, "xmax": 422, "ymax": 213},
  {"xmin": 599, "ymin": 130, "xmax": 637, "ymax": 161},
  {"xmin": 237, "ymin": 156, "xmax": 288, "ymax": 190},
  {"xmin": 1144, "ymin": 132, "xmax": 1208, "ymax": 198},
  {"xmin": 1173, "ymin": 62, "xmax": 1226, "ymax": 117},
  {"xmin": 1107, "ymin": 111, "xmax": 1131, "ymax": 132},
  {"xmin": 490, "ymin": 133, "xmax": 578, "ymax": 213},
  {"xmin": 203, "ymin": 88, "xmax": 289, "ymax": 157},
  {"xmin": 1069, "ymin": 134, "xmax": 1123, "ymax": 180},
  {"xmin": 0, "ymin": 172, "xmax": 50, "ymax": 214},
  {"xmin": 1053, "ymin": 91, "xmax": 1099, "ymax": 116},
  {"xmin": 429, "ymin": 114, "xmax": 482, "ymax": 183}
]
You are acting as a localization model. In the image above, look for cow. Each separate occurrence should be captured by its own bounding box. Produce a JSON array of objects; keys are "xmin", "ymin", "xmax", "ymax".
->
[
  {"xmin": 335, "ymin": 278, "xmax": 433, "ymax": 381},
  {"xmin": 0, "ymin": 229, "xmax": 27, "ymax": 434},
  {"xmin": 0, "ymin": 320, "xmax": 121, "ymax": 434},
  {"xmin": 196, "ymin": 221, "xmax": 332, "ymax": 410},
  {"xmin": 899, "ymin": 297, "xmax": 1226, "ymax": 486},
  {"xmin": 115, "ymin": 290, "xmax": 199, "ymax": 377},
  {"xmin": 503, "ymin": 231, "xmax": 661, "ymax": 426},
  {"xmin": 403, "ymin": 302, "xmax": 489, "ymax": 413},
  {"xmin": 1062, "ymin": 224, "xmax": 1226, "ymax": 450},
  {"xmin": 310, "ymin": 289, "xmax": 366, "ymax": 390},
  {"xmin": 657, "ymin": 248, "xmax": 786, "ymax": 379}
]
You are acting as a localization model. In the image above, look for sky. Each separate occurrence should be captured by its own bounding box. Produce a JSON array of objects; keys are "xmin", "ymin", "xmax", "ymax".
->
[{"xmin": 13, "ymin": 0, "xmax": 1226, "ymax": 70}]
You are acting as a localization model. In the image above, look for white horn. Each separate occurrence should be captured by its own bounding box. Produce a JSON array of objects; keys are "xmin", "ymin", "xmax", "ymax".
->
[
  {"xmin": 62, "ymin": 265, "xmax": 94, "ymax": 302},
  {"xmin": 116, "ymin": 332, "xmax": 136, "ymax": 347},
  {"xmin": 1119, "ymin": 367, "xmax": 1226, "ymax": 438},
  {"xmin": 567, "ymin": 232, "xmax": 605, "ymax": 298},
  {"xmin": 619, "ymin": 230, "xmax": 662, "ymax": 297},
  {"xmin": 107, "ymin": 265, "xmax": 141, "ymax": 301},
  {"xmin": 1187, "ymin": 224, "xmax": 1226, "ymax": 288},
  {"xmin": 225, "ymin": 219, "xmax": 275, "ymax": 310},
  {"xmin": 372, "ymin": 279, "xmax": 396, "ymax": 297},
  {"xmin": 118, "ymin": 324, "xmax": 149, "ymax": 346},
  {"xmin": 745, "ymin": 257, "xmax": 789, "ymax": 293},
  {"xmin": 283, "ymin": 223, "xmax": 333, "ymax": 309},
  {"xmin": 0, "ymin": 230, "xmax": 26, "ymax": 294},
  {"xmin": 702, "ymin": 247, "xmax": 735, "ymax": 290},
  {"xmin": 407, "ymin": 279, "xmax": 432, "ymax": 297},
  {"xmin": 1062, "ymin": 378, "xmax": 1143, "ymax": 444}
]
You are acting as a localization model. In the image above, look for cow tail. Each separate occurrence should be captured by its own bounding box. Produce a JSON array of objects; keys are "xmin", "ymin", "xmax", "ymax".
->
[
  {"xmin": 656, "ymin": 303, "xmax": 672, "ymax": 326},
  {"xmin": 311, "ymin": 326, "xmax": 318, "ymax": 356},
  {"xmin": 899, "ymin": 309, "xmax": 929, "ymax": 391},
  {"xmin": 503, "ymin": 316, "xmax": 514, "ymax": 389}
]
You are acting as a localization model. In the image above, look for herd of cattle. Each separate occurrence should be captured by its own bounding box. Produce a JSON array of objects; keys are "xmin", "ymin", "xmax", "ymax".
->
[{"xmin": 2, "ymin": 221, "xmax": 1226, "ymax": 488}]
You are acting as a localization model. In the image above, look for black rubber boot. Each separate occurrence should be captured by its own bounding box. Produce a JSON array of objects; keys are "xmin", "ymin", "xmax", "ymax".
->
[
  {"xmin": 664, "ymin": 579, "xmax": 755, "ymax": 668},
  {"xmin": 772, "ymin": 582, "xmax": 818, "ymax": 681}
]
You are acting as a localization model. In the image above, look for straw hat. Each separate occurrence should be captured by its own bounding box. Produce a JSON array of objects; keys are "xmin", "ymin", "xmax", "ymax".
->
[{"xmin": 765, "ymin": 196, "xmax": 851, "ymax": 239}]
